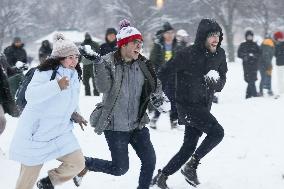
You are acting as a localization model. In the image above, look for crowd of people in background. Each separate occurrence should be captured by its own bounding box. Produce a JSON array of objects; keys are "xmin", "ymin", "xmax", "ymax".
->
[{"xmin": 0, "ymin": 18, "xmax": 284, "ymax": 189}]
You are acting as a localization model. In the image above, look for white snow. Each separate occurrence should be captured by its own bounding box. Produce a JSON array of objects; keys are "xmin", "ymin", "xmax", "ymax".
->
[
  {"xmin": 0, "ymin": 60, "xmax": 284, "ymax": 189},
  {"xmin": 205, "ymin": 70, "xmax": 220, "ymax": 82}
]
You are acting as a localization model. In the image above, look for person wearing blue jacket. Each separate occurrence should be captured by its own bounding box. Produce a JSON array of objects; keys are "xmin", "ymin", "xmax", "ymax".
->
[{"xmin": 9, "ymin": 33, "xmax": 87, "ymax": 189}]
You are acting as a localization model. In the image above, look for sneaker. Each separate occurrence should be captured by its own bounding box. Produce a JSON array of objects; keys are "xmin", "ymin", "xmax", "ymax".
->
[
  {"xmin": 73, "ymin": 167, "xmax": 88, "ymax": 187},
  {"xmin": 37, "ymin": 176, "xmax": 54, "ymax": 189},
  {"xmin": 181, "ymin": 157, "xmax": 201, "ymax": 187},
  {"xmin": 151, "ymin": 169, "xmax": 170, "ymax": 189}
]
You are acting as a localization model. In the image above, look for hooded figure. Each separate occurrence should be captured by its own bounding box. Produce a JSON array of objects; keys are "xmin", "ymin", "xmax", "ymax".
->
[
  {"xmin": 99, "ymin": 28, "xmax": 118, "ymax": 56},
  {"xmin": 39, "ymin": 40, "xmax": 52, "ymax": 64},
  {"xmin": 81, "ymin": 32, "xmax": 100, "ymax": 96},
  {"xmin": 152, "ymin": 18, "xmax": 227, "ymax": 188},
  {"xmin": 238, "ymin": 30, "xmax": 261, "ymax": 98}
]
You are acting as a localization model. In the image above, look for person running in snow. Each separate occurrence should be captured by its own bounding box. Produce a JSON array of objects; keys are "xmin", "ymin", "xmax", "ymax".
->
[
  {"xmin": 73, "ymin": 19, "xmax": 166, "ymax": 189},
  {"xmin": 99, "ymin": 27, "xmax": 118, "ymax": 56},
  {"xmin": 149, "ymin": 22, "xmax": 179, "ymax": 129},
  {"xmin": 237, "ymin": 30, "xmax": 261, "ymax": 99},
  {"xmin": 81, "ymin": 32, "xmax": 100, "ymax": 96},
  {"xmin": 9, "ymin": 33, "xmax": 87, "ymax": 189},
  {"xmin": 151, "ymin": 18, "xmax": 227, "ymax": 188}
]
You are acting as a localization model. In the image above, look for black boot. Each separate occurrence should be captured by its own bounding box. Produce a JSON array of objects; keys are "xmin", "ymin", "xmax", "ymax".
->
[
  {"xmin": 151, "ymin": 169, "xmax": 170, "ymax": 189},
  {"xmin": 181, "ymin": 156, "xmax": 201, "ymax": 187},
  {"xmin": 37, "ymin": 176, "xmax": 54, "ymax": 189}
]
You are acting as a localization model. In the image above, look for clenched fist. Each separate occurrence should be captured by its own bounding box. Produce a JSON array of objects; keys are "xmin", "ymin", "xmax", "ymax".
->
[{"xmin": 57, "ymin": 76, "xmax": 69, "ymax": 90}]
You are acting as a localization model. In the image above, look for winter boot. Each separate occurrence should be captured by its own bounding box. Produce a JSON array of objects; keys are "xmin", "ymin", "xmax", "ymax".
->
[
  {"xmin": 181, "ymin": 156, "xmax": 201, "ymax": 187},
  {"xmin": 268, "ymin": 90, "xmax": 274, "ymax": 96},
  {"xmin": 73, "ymin": 167, "xmax": 88, "ymax": 187},
  {"xmin": 149, "ymin": 118, "xmax": 158, "ymax": 129},
  {"xmin": 151, "ymin": 169, "xmax": 170, "ymax": 189},
  {"xmin": 170, "ymin": 120, "xmax": 178, "ymax": 129},
  {"xmin": 37, "ymin": 176, "xmax": 54, "ymax": 189}
]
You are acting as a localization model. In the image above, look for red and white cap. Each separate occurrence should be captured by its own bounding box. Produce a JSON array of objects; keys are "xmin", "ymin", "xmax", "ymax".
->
[{"xmin": 116, "ymin": 19, "xmax": 143, "ymax": 48}]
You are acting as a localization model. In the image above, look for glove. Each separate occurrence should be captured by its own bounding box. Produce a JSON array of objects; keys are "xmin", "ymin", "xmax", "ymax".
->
[
  {"xmin": 204, "ymin": 70, "xmax": 219, "ymax": 84},
  {"xmin": 71, "ymin": 112, "xmax": 88, "ymax": 131},
  {"xmin": 15, "ymin": 61, "xmax": 28, "ymax": 71},
  {"xmin": 79, "ymin": 45, "xmax": 101, "ymax": 62},
  {"xmin": 150, "ymin": 92, "xmax": 171, "ymax": 113}
]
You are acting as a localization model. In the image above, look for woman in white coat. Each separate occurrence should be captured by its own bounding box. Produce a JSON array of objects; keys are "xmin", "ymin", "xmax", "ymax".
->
[{"xmin": 10, "ymin": 33, "xmax": 87, "ymax": 189}]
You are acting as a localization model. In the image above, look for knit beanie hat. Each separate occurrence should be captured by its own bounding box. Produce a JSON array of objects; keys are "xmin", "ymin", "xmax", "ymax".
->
[
  {"xmin": 106, "ymin": 28, "xmax": 117, "ymax": 35},
  {"xmin": 116, "ymin": 19, "xmax": 143, "ymax": 48},
  {"xmin": 273, "ymin": 31, "xmax": 284, "ymax": 41},
  {"xmin": 51, "ymin": 33, "xmax": 80, "ymax": 58},
  {"xmin": 245, "ymin": 30, "xmax": 254, "ymax": 38},
  {"xmin": 163, "ymin": 22, "xmax": 174, "ymax": 32}
]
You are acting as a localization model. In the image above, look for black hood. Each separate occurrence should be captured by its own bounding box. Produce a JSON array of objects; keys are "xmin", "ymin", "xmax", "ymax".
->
[{"xmin": 194, "ymin": 18, "xmax": 223, "ymax": 50}]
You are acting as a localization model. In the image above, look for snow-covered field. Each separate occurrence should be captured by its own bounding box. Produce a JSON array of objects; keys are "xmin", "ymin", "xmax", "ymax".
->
[{"xmin": 1, "ymin": 61, "xmax": 284, "ymax": 189}]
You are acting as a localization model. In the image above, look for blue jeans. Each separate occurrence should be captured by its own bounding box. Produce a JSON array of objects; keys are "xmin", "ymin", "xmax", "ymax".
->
[{"xmin": 85, "ymin": 127, "xmax": 156, "ymax": 189}]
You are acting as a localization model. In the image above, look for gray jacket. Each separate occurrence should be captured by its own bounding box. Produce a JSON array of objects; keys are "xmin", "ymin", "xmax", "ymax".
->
[{"xmin": 92, "ymin": 51, "xmax": 158, "ymax": 134}]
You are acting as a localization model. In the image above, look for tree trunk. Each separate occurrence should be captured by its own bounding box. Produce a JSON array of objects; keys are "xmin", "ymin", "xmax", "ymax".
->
[{"xmin": 225, "ymin": 25, "xmax": 235, "ymax": 62}]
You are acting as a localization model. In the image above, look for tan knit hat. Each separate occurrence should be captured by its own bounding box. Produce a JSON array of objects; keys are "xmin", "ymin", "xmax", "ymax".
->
[{"xmin": 51, "ymin": 33, "xmax": 80, "ymax": 57}]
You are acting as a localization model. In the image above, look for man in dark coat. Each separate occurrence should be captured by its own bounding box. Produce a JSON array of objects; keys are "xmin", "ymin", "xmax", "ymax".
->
[
  {"xmin": 0, "ymin": 53, "xmax": 19, "ymax": 137},
  {"xmin": 237, "ymin": 30, "xmax": 261, "ymax": 99},
  {"xmin": 81, "ymin": 32, "xmax": 100, "ymax": 96},
  {"xmin": 149, "ymin": 22, "xmax": 179, "ymax": 129},
  {"xmin": 4, "ymin": 37, "xmax": 28, "ymax": 97},
  {"xmin": 151, "ymin": 18, "xmax": 227, "ymax": 188},
  {"xmin": 99, "ymin": 28, "xmax": 117, "ymax": 56},
  {"xmin": 38, "ymin": 40, "xmax": 52, "ymax": 64}
]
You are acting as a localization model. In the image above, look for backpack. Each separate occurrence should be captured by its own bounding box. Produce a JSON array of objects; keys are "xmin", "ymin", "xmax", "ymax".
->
[{"xmin": 15, "ymin": 68, "xmax": 58, "ymax": 113}]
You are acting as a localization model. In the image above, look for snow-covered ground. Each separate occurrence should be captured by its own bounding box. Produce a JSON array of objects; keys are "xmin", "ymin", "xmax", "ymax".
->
[{"xmin": 1, "ymin": 61, "xmax": 284, "ymax": 189}]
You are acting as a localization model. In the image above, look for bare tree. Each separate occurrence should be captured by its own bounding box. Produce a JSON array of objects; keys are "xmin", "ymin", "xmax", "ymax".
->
[{"xmin": 0, "ymin": 0, "xmax": 35, "ymax": 50}]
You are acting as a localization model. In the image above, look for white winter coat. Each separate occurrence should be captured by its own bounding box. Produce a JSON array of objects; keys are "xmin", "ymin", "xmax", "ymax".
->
[{"xmin": 10, "ymin": 66, "xmax": 81, "ymax": 166}]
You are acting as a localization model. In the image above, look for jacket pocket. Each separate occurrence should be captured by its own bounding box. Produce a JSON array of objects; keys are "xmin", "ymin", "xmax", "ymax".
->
[{"xmin": 89, "ymin": 102, "xmax": 103, "ymax": 129}]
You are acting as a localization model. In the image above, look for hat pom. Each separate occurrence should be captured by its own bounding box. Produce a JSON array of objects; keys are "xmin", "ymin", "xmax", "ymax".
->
[
  {"xmin": 53, "ymin": 33, "xmax": 65, "ymax": 43},
  {"xmin": 119, "ymin": 19, "xmax": 131, "ymax": 30}
]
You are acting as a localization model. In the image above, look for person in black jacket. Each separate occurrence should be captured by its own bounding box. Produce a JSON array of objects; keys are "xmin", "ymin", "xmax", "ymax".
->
[
  {"xmin": 149, "ymin": 22, "xmax": 179, "ymax": 129},
  {"xmin": 99, "ymin": 28, "xmax": 117, "ymax": 56},
  {"xmin": 38, "ymin": 40, "xmax": 52, "ymax": 64},
  {"xmin": 151, "ymin": 18, "xmax": 227, "ymax": 188},
  {"xmin": 4, "ymin": 37, "xmax": 28, "ymax": 97},
  {"xmin": 81, "ymin": 32, "xmax": 100, "ymax": 96},
  {"xmin": 237, "ymin": 30, "xmax": 261, "ymax": 99},
  {"xmin": 0, "ymin": 53, "xmax": 19, "ymax": 138}
]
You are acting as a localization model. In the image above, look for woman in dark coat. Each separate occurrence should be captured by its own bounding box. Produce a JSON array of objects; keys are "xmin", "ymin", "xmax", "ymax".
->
[{"xmin": 237, "ymin": 30, "xmax": 261, "ymax": 98}]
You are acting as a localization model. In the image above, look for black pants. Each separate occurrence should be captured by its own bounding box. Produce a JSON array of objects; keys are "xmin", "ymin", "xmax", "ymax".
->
[
  {"xmin": 83, "ymin": 64, "xmax": 99, "ymax": 96},
  {"xmin": 85, "ymin": 127, "xmax": 156, "ymax": 189},
  {"xmin": 246, "ymin": 81, "xmax": 257, "ymax": 98},
  {"xmin": 152, "ymin": 100, "xmax": 178, "ymax": 122},
  {"xmin": 162, "ymin": 106, "xmax": 224, "ymax": 176}
]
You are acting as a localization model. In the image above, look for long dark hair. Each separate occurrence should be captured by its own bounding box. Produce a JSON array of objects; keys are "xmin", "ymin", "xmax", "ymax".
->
[{"xmin": 37, "ymin": 56, "xmax": 82, "ymax": 80}]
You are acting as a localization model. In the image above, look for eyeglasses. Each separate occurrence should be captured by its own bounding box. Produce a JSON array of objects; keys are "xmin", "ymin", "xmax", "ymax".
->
[{"xmin": 132, "ymin": 39, "xmax": 143, "ymax": 46}]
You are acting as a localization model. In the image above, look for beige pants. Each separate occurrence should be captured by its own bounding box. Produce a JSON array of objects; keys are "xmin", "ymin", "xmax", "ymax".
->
[
  {"xmin": 15, "ymin": 150, "xmax": 85, "ymax": 189},
  {"xmin": 0, "ymin": 104, "xmax": 6, "ymax": 135}
]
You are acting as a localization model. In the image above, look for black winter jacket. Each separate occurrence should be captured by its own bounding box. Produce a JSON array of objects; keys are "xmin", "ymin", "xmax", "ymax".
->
[
  {"xmin": 275, "ymin": 41, "xmax": 284, "ymax": 66},
  {"xmin": 237, "ymin": 40, "xmax": 261, "ymax": 82},
  {"xmin": 158, "ymin": 19, "xmax": 227, "ymax": 118},
  {"xmin": 4, "ymin": 44, "xmax": 27, "ymax": 66}
]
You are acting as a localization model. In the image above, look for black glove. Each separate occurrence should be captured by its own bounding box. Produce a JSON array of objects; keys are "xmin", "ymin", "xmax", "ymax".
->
[{"xmin": 79, "ymin": 45, "xmax": 101, "ymax": 62}]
